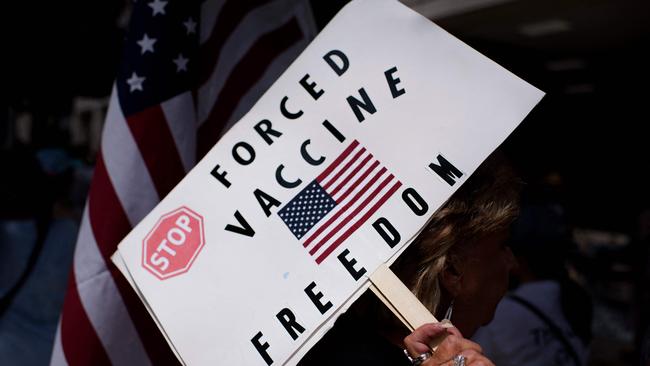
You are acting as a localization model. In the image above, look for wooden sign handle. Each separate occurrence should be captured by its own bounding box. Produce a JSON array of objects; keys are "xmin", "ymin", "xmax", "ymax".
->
[{"xmin": 369, "ymin": 263, "xmax": 451, "ymax": 350}]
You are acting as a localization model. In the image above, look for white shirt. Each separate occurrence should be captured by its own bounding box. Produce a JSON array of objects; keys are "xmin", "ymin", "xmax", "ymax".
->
[{"xmin": 472, "ymin": 280, "xmax": 589, "ymax": 366}]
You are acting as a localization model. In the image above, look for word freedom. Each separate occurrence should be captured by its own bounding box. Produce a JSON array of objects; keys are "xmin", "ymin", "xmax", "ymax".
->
[{"xmin": 207, "ymin": 49, "xmax": 464, "ymax": 365}]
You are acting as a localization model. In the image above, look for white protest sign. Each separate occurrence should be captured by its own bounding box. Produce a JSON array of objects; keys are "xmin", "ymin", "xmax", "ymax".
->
[{"xmin": 112, "ymin": 0, "xmax": 544, "ymax": 364}]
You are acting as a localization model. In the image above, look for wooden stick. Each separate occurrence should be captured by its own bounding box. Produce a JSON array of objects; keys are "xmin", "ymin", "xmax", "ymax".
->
[{"xmin": 369, "ymin": 263, "xmax": 451, "ymax": 350}]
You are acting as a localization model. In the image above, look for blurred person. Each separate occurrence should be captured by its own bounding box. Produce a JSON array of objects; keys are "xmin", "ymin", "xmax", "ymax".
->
[
  {"xmin": 0, "ymin": 147, "xmax": 46, "ymax": 303},
  {"xmin": 299, "ymin": 152, "xmax": 520, "ymax": 365},
  {"xmin": 472, "ymin": 203, "xmax": 592, "ymax": 366},
  {"xmin": 0, "ymin": 146, "xmax": 80, "ymax": 365}
]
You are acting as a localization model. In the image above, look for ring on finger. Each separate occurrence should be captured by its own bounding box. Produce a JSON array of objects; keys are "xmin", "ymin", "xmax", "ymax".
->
[
  {"xmin": 403, "ymin": 349, "xmax": 433, "ymax": 366},
  {"xmin": 452, "ymin": 354, "xmax": 467, "ymax": 366}
]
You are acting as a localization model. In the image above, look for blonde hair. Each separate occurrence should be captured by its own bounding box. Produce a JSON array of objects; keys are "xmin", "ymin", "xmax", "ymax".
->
[{"xmin": 392, "ymin": 152, "xmax": 521, "ymax": 314}]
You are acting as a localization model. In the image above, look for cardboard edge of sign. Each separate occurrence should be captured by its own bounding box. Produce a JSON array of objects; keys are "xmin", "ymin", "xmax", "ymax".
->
[
  {"xmin": 111, "ymin": 251, "xmax": 188, "ymax": 365},
  {"xmin": 111, "ymin": 0, "xmax": 547, "ymax": 362}
]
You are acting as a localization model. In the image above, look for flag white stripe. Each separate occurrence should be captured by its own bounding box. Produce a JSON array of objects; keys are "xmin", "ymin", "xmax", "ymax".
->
[
  {"xmin": 102, "ymin": 86, "xmax": 160, "ymax": 226},
  {"xmin": 323, "ymin": 149, "xmax": 373, "ymax": 201},
  {"xmin": 51, "ymin": 2, "xmax": 317, "ymax": 365},
  {"xmin": 310, "ymin": 175, "xmax": 395, "ymax": 259},
  {"xmin": 220, "ymin": 1, "xmax": 315, "ymax": 133},
  {"xmin": 199, "ymin": 0, "xmax": 227, "ymax": 44},
  {"xmin": 305, "ymin": 164, "xmax": 386, "ymax": 249},
  {"xmin": 305, "ymin": 158, "xmax": 380, "ymax": 246},
  {"xmin": 197, "ymin": 0, "xmax": 305, "ymax": 124},
  {"xmin": 319, "ymin": 144, "xmax": 367, "ymax": 189},
  {"xmin": 74, "ymin": 206, "xmax": 152, "ymax": 366},
  {"xmin": 49, "ymin": 322, "xmax": 68, "ymax": 366},
  {"xmin": 73, "ymin": 205, "xmax": 112, "ymax": 283},
  {"xmin": 329, "ymin": 156, "xmax": 375, "ymax": 202},
  {"xmin": 161, "ymin": 92, "xmax": 197, "ymax": 172},
  {"xmin": 220, "ymin": 39, "xmax": 309, "ymax": 133}
]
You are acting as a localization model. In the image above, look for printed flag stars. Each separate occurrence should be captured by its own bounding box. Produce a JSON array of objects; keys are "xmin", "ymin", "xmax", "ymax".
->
[
  {"xmin": 137, "ymin": 34, "xmax": 157, "ymax": 54},
  {"xmin": 126, "ymin": 72, "xmax": 146, "ymax": 92},
  {"xmin": 148, "ymin": 0, "xmax": 168, "ymax": 16},
  {"xmin": 118, "ymin": 0, "xmax": 197, "ymax": 113},
  {"xmin": 183, "ymin": 17, "xmax": 197, "ymax": 35},
  {"xmin": 278, "ymin": 182, "xmax": 337, "ymax": 239},
  {"xmin": 173, "ymin": 54, "xmax": 189, "ymax": 72}
]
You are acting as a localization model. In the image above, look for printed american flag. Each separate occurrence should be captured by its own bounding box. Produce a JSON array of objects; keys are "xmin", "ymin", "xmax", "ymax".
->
[
  {"xmin": 50, "ymin": 1, "xmax": 315, "ymax": 365},
  {"xmin": 278, "ymin": 140, "xmax": 403, "ymax": 264}
]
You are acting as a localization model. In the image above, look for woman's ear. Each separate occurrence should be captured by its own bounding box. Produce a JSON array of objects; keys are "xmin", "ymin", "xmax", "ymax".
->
[{"xmin": 440, "ymin": 260, "xmax": 463, "ymax": 297}]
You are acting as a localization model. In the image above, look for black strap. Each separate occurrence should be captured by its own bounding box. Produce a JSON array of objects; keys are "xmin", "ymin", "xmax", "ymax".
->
[{"xmin": 509, "ymin": 294, "xmax": 582, "ymax": 366}]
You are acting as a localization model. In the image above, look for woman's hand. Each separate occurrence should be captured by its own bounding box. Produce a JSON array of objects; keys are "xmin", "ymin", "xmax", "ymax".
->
[{"xmin": 403, "ymin": 323, "xmax": 494, "ymax": 366}]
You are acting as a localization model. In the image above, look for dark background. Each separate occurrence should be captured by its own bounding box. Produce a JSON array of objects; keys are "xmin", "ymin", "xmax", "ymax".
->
[
  {"xmin": 3, "ymin": 0, "xmax": 648, "ymax": 230},
  {"xmin": 1, "ymin": 0, "xmax": 649, "ymax": 365}
]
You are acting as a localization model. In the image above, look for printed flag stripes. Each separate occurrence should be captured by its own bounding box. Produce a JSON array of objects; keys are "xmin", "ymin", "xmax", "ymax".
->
[
  {"xmin": 50, "ymin": 1, "xmax": 315, "ymax": 365},
  {"xmin": 278, "ymin": 140, "xmax": 403, "ymax": 264}
]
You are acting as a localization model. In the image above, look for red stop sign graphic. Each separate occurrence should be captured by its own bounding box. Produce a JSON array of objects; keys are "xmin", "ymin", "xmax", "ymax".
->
[{"xmin": 142, "ymin": 206, "xmax": 205, "ymax": 280}]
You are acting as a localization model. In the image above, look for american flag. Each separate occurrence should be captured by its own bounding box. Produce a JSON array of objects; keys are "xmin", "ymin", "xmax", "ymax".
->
[
  {"xmin": 50, "ymin": 1, "xmax": 315, "ymax": 365},
  {"xmin": 278, "ymin": 140, "xmax": 403, "ymax": 264}
]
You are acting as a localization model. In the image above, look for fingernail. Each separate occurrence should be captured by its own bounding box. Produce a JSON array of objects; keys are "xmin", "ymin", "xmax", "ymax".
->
[{"xmin": 439, "ymin": 319, "xmax": 454, "ymax": 328}]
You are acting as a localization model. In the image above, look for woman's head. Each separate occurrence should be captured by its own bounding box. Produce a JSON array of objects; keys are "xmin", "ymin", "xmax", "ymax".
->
[{"xmin": 393, "ymin": 152, "xmax": 521, "ymax": 336}]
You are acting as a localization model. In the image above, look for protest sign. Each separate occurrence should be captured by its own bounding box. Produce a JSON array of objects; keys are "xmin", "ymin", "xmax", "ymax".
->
[{"xmin": 112, "ymin": 0, "xmax": 544, "ymax": 364}]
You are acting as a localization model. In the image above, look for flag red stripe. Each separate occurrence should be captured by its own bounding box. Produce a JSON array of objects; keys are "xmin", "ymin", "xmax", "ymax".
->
[
  {"xmin": 329, "ymin": 153, "xmax": 372, "ymax": 197},
  {"xmin": 322, "ymin": 147, "xmax": 366, "ymax": 190},
  {"xmin": 333, "ymin": 160, "xmax": 380, "ymax": 204},
  {"xmin": 60, "ymin": 268, "xmax": 112, "ymax": 366},
  {"xmin": 316, "ymin": 181, "xmax": 403, "ymax": 264},
  {"xmin": 87, "ymin": 154, "xmax": 133, "ymax": 262},
  {"xmin": 303, "ymin": 160, "xmax": 379, "ymax": 248},
  {"xmin": 111, "ymin": 268, "xmax": 181, "ymax": 366},
  {"xmin": 311, "ymin": 173, "xmax": 393, "ymax": 256},
  {"xmin": 198, "ymin": 0, "xmax": 270, "ymax": 86},
  {"xmin": 316, "ymin": 140, "xmax": 360, "ymax": 183},
  {"xmin": 197, "ymin": 17, "xmax": 303, "ymax": 157},
  {"xmin": 126, "ymin": 106, "xmax": 186, "ymax": 199},
  {"xmin": 56, "ymin": 2, "xmax": 315, "ymax": 365},
  {"xmin": 86, "ymin": 155, "xmax": 180, "ymax": 365},
  {"xmin": 307, "ymin": 167, "xmax": 387, "ymax": 254}
]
